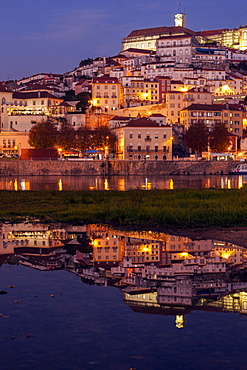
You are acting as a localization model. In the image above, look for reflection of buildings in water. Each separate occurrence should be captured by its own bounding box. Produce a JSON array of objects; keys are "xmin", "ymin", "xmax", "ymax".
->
[
  {"xmin": 0, "ymin": 222, "xmax": 66, "ymax": 257},
  {"xmin": 2, "ymin": 222, "xmax": 247, "ymax": 325},
  {"xmin": 198, "ymin": 291, "xmax": 247, "ymax": 316},
  {"xmin": 0, "ymin": 175, "xmax": 247, "ymax": 191},
  {"xmin": 88, "ymin": 224, "xmax": 125, "ymax": 266}
]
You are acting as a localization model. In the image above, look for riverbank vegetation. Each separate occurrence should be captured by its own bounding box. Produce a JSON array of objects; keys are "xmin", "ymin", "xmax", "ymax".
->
[{"xmin": 1, "ymin": 188, "xmax": 247, "ymax": 229}]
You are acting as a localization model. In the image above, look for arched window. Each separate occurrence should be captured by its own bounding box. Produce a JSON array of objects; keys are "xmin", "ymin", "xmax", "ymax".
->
[{"xmin": 1, "ymin": 97, "xmax": 6, "ymax": 104}]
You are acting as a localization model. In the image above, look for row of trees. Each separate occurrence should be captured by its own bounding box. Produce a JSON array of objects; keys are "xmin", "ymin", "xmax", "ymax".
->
[
  {"xmin": 28, "ymin": 119, "xmax": 117, "ymax": 152},
  {"xmin": 184, "ymin": 121, "xmax": 231, "ymax": 158}
]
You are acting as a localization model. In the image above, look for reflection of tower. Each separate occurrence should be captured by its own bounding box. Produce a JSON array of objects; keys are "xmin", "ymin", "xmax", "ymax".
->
[{"xmin": 175, "ymin": 314, "xmax": 186, "ymax": 328}]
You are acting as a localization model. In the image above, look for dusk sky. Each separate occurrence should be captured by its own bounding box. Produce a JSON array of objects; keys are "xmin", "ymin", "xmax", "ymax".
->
[{"xmin": 1, "ymin": 0, "xmax": 247, "ymax": 81}]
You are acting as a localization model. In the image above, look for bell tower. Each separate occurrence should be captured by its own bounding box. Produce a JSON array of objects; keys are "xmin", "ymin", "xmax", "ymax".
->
[{"xmin": 174, "ymin": 4, "xmax": 186, "ymax": 27}]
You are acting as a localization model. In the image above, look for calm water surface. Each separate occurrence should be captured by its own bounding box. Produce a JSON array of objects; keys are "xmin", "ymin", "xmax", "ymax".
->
[
  {"xmin": 1, "ymin": 222, "xmax": 247, "ymax": 369},
  {"xmin": 0, "ymin": 174, "xmax": 245, "ymax": 190},
  {"xmin": 1, "ymin": 265, "xmax": 247, "ymax": 370}
]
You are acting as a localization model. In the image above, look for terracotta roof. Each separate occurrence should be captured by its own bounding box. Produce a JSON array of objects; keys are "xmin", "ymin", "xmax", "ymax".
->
[
  {"xmin": 0, "ymin": 82, "xmax": 7, "ymax": 92},
  {"xmin": 183, "ymin": 103, "xmax": 244, "ymax": 111},
  {"xmin": 59, "ymin": 101, "xmax": 74, "ymax": 107},
  {"xmin": 13, "ymin": 91, "xmax": 62, "ymax": 100},
  {"xmin": 187, "ymin": 87, "xmax": 210, "ymax": 93},
  {"xmin": 123, "ymin": 48, "xmax": 153, "ymax": 54},
  {"xmin": 149, "ymin": 113, "xmax": 165, "ymax": 117},
  {"xmin": 110, "ymin": 116, "xmax": 131, "ymax": 121},
  {"xmin": 126, "ymin": 26, "xmax": 196, "ymax": 38},
  {"xmin": 93, "ymin": 76, "xmax": 119, "ymax": 84},
  {"xmin": 125, "ymin": 118, "xmax": 162, "ymax": 127},
  {"xmin": 158, "ymin": 34, "xmax": 193, "ymax": 40},
  {"xmin": 198, "ymin": 29, "xmax": 229, "ymax": 37}
]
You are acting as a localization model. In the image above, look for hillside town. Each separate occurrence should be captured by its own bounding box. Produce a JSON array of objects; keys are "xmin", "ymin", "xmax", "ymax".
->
[{"xmin": 2, "ymin": 11, "xmax": 247, "ymax": 160}]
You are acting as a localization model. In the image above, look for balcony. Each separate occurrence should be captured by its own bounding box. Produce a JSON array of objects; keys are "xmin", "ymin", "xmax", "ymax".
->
[
  {"xmin": 145, "ymin": 137, "xmax": 152, "ymax": 142},
  {"xmin": 127, "ymin": 147, "xmax": 169, "ymax": 153}
]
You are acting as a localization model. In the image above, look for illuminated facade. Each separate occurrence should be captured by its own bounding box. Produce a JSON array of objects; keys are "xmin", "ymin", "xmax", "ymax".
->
[
  {"xmin": 91, "ymin": 76, "xmax": 123, "ymax": 112},
  {"xmin": 164, "ymin": 87, "xmax": 212, "ymax": 124},
  {"xmin": 180, "ymin": 103, "xmax": 245, "ymax": 136},
  {"xmin": 124, "ymin": 79, "xmax": 159, "ymax": 107},
  {"xmin": 111, "ymin": 117, "xmax": 173, "ymax": 160}
]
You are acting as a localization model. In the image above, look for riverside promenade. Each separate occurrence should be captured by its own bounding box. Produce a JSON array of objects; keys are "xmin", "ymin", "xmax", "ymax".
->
[{"xmin": 0, "ymin": 159, "xmax": 240, "ymax": 176}]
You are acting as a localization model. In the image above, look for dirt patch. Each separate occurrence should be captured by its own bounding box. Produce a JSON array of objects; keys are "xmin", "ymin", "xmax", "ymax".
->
[{"xmin": 164, "ymin": 226, "xmax": 247, "ymax": 248}]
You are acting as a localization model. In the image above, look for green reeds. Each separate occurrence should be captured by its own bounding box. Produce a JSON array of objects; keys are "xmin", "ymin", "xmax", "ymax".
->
[{"xmin": 0, "ymin": 188, "xmax": 247, "ymax": 228}]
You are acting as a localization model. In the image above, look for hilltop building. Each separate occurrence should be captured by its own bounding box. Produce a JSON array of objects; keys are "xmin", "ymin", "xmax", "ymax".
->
[{"xmin": 122, "ymin": 11, "xmax": 247, "ymax": 52}]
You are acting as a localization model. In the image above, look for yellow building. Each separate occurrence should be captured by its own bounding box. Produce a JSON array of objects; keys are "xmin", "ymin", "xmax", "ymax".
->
[
  {"xmin": 91, "ymin": 76, "xmax": 123, "ymax": 112},
  {"xmin": 124, "ymin": 79, "xmax": 159, "ymax": 107},
  {"xmin": 111, "ymin": 117, "xmax": 173, "ymax": 160},
  {"xmin": 89, "ymin": 225, "xmax": 125, "ymax": 263},
  {"xmin": 180, "ymin": 103, "xmax": 244, "ymax": 136}
]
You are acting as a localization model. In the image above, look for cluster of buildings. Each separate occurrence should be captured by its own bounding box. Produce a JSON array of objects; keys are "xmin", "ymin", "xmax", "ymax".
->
[
  {"xmin": 2, "ymin": 12, "xmax": 247, "ymax": 159},
  {"xmin": 1, "ymin": 221, "xmax": 247, "ymax": 328}
]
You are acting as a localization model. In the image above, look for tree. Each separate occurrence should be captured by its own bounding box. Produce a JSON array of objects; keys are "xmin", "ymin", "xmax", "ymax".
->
[
  {"xmin": 79, "ymin": 58, "xmax": 93, "ymax": 67},
  {"xmin": 76, "ymin": 127, "xmax": 93, "ymax": 152},
  {"xmin": 75, "ymin": 92, "xmax": 92, "ymax": 113},
  {"xmin": 209, "ymin": 122, "xmax": 230, "ymax": 152},
  {"xmin": 61, "ymin": 90, "xmax": 75, "ymax": 101},
  {"xmin": 184, "ymin": 122, "xmax": 209, "ymax": 158},
  {"xmin": 91, "ymin": 126, "xmax": 117, "ymax": 152},
  {"xmin": 57, "ymin": 119, "xmax": 76, "ymax": 150},
  {"xmin": 28, "ymin": 119, "xmax": 58, "ymax": 149}
]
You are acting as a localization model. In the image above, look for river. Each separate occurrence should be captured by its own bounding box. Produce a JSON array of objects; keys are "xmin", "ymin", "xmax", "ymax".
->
[{"xmin": 0, "ymin": 174, "xmax": 245, "ymax": 191}]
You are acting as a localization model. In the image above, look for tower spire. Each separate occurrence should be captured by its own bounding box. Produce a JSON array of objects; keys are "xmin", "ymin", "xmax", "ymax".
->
[{"xmin": 174, "ymin": 5, "xmax": 186, "ymax": 27}]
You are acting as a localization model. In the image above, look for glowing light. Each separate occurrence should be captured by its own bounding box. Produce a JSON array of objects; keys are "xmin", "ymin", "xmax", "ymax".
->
[
  {"xmin": 169, "ymin": 179, "xmax": 174, "ymax": 190},
  {"xmin": 104, "ymin": 179, "xmax": 109, "ymax": 190},
  {"xmin": 140, "ymin": 92, "xmax": 148, "ymax": 100},
  {"xmin": 14, "ymin": 179, "xmax": 18, "ymax": 191},
  {"xmin": 118, "ymin": 178, "xmax": 125, "ymax": 191},
  {"xmin": 58, "ymin": 179, "xmax": 63, "ymax": 191},
  {"xmin": 181, "ymin": 252, "xmax": 189, "ymax": 259},
  {"xmin": 221, "ymin": 251, "xmax": 234, "ymax": 259},
  {"xmin": 238, "ymin": 176, "xmax": 243, "ymax": 189}
]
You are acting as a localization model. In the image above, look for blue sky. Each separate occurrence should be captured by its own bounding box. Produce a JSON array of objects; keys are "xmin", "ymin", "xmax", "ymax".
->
[{"xmin": 1, "ymin": 0, "xmax": 247, "ymax": 80}]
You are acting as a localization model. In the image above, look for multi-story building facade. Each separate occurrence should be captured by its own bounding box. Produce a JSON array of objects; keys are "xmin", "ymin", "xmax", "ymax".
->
[
  {"xmin": 91, "ymin": 76, "xmax": 123, "ymax": 112},
  {"xmin": 111, "ymin": 117, "xmax": 173, "ymax": 160},
  {"xmin": 164, "ymin": 87, "xmax": 212, "ymax": 124},
  {"xmin": 124, "ymin": 79, "xmax": 159, "ymax": 107},
  {"xmin": 180, "ymin": 103, "xmax": 245, "ymax": 137}
]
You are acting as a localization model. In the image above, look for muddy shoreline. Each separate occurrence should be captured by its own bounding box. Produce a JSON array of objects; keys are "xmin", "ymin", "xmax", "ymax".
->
[{"xmin": 161, "ymin": 226, "xmax": 247, "ymax": 247}]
